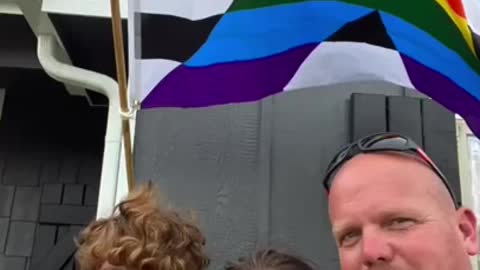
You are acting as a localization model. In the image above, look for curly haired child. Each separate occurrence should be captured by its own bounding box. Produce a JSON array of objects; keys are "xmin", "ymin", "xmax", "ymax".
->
[{"xmin": 75, "ymin": 183, "xmax": 210, "ymax": 270}]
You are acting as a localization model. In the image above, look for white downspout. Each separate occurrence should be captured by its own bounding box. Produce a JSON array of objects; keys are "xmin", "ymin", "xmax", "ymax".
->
[{"xmin": 37, "ymin": 34, "xmax": 122, "ymax": 218}]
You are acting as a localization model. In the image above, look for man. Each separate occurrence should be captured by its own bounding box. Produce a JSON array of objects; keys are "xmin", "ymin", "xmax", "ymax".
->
[{"xmin": 323, "ymin": 132, "xmax": 478, "ymax": 270}]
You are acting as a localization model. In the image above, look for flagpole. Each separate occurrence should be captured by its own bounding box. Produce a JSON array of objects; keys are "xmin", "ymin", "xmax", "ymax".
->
[{"xmin": 110, "ymin": 0, "xmax": 135, "ymax": 191}]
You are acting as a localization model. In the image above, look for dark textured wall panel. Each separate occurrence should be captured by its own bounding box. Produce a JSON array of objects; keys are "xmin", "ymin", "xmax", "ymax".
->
[
  {"xmin": 3, "ymin": 153, "xmax": 40, "ymax": 186},
  {"xmin": 39, "ymin": 157, "xmax": 61, "ymax": 184},
  {"xmin": 5, "ymin": 221, "xmax": 35, "ymax": 257},
  {"xmin": 134, "ymin": 103, "xmax": 261, "ymax": 269},
  {"xmin": 39, "ymin": 205, "xmax": 96, "ymax": 225},
  {"xmin": 0, "ymin": 255, "xmax": 25, "ymax": 270},
  {"xmin": 56, "ymin": 226, "xmax": 70, "ymax": 242},
  {"xmin": 62, "ymin": 256, "xmax": 75, "ymax": 270},
  {"xmin": 58, "ymin": 155, "xmax": 80, "ymax": 184},
  {"xmin": 41, "ymin": 184, "xmax": 63, "ymax": 205},
  {"xmin": 11, "ymin": 187, "xmax": 41, "ymax": 221},
  {"xmin": 422, "ymin": 99, "xmax": 461, "ymax": 205},
  {"xmin": 33, "ymin": 227, "xmax": 81, "ymax": 270},
  {"xmin": 31, "ymin": 225, "xmax": 56, "ymax": 265},
  {"xmin": 351, "ymin": 93, "xmax": 387, "ymax": 140},
  {"xmin": 83, "ymin": 185, "xmax": 98, "ymax": 206},
  {"xmin": 77, "ymin": 154, "xmax": 102, "ymax": 186},
  {"xmin": 62, "ymin": 184, "xmax": 84, "ymax": 205},
  {"xmin": 0, "ymin": 186, "xmax": 14, "ymax": 217},
  {"xmin": 0, "ymin": 219, "xmax": 8, "ymax": 253},
  {"xmin": 387, "ymin": 96, "xmax": 423, "ymax": 147},
  {"xmin": 0, "ymin": 71, "xmax": 106, "ymax": 269}
]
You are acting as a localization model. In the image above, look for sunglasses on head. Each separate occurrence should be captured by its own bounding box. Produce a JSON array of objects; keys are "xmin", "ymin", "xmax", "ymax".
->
[{"xmin": 322, "ymin": 132, "xmax": 459, "ymax": 208}]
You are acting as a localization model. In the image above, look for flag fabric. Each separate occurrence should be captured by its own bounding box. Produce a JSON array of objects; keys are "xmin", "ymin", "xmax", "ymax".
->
[{"xmin": 128, "ymin": 0, "xmax": 480, "ymax": 136}]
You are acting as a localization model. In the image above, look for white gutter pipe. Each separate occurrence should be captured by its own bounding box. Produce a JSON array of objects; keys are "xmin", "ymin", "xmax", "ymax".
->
[{"xmin": 37, "ymin": 34, "xmax": 122, "ymax": 218}]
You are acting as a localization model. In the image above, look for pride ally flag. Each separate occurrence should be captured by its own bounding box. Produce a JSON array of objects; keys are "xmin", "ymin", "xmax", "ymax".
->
[{"xmin": 128, "ymin": 0, "xmax": 480, "ymax": 135}]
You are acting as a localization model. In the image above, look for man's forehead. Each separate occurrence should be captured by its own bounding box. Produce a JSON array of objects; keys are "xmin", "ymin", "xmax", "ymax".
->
[
  {"xmin": 327, "ymin": 152, "xmax": 454, "ymax": 212},
  {"xmin": 334, "ymin": 152, "xmax": 429, "ymax": 179},
  {"xmin": 328, "ymin": 153, "xmax": 437, "ymax": 198},
  {"xmin": 342, "ymin": 151, "xmax": 425, "ymax": 168}
]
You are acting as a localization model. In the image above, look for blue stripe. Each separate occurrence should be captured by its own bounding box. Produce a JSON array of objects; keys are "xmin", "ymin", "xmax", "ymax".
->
[
  {"xmin": 381, "ymin": 11, "xmax": 480, "ymax": 101},
  {"xmin": 186, "ymin": 1, "xmax": 373, "ymax": 67}
]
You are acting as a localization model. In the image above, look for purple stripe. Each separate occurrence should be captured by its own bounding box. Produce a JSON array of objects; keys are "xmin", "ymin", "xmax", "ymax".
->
[
  {"xmin": 402, "ymin": 55, "xmax": 480, "ymax": 136},
  {"xmin": 141, "ymin": 44, "xmax": 317, "ymax": 108}
]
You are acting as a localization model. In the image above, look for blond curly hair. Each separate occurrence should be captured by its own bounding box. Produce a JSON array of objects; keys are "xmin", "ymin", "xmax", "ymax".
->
[{"xmin": 75, "ymin": 182, "xmax": 210, "ymax": 270}]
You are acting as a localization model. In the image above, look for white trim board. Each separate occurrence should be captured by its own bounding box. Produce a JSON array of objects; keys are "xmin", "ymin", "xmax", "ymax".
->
[{"xmin": 42, "ymin": 0, "xmax": 128, "ymax": 18}]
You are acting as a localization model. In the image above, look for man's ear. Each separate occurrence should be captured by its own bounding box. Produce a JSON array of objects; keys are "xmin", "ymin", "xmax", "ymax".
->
[{"xmin": 457, "ymin": 207, "xmax": 479, "ymax": 256}]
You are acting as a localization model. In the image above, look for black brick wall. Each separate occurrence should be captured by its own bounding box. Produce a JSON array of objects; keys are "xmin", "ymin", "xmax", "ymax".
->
[{"xmin": 0, "ymin": 71, "xmax": 107, "ymax": 270}]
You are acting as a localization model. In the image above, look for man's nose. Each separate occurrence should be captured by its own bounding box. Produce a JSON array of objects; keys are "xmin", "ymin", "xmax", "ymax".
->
[{"xmin": 361, "ymin": 230, "xmax": 394, "ymax": 267}]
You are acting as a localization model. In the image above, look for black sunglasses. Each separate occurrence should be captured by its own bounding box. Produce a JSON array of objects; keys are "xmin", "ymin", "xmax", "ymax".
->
[{"xmin": 322, "ymin": 132, "xmax": 459, "ymax": 208}]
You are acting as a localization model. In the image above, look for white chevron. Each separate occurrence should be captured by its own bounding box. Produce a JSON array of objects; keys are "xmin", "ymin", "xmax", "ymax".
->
[
  {"xmin": 130, "ymin": 59, "xmax": 181, "ymax": 103},
  {"xmin": 285, "ymin": 41, "xmax": 415, "ymax": 91}
]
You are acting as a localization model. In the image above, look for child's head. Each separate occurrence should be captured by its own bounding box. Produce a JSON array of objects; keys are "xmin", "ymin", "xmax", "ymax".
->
[
  {"xmin": 225, "ymin": 249, "xmax": 315, "ymax": 270},
  {"xmin": 75, "ymin": 183, "xmax": 209, "ymax": 270}
]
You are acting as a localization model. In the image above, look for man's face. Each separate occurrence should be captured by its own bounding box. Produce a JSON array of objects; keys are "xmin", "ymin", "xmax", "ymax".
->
[{"xmin": 328, "ymin": 153, "xmax": 478, "ymax": 270}]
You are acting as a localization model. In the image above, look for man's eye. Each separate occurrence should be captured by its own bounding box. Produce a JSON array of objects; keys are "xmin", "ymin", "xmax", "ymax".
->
[
  {"xmin": 339, "ymin": 231, "xmax": 360, "ymax": 247},
  {"xmin": 387, "ymin": 218, "xmax": 416, "ymax": 230}
]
